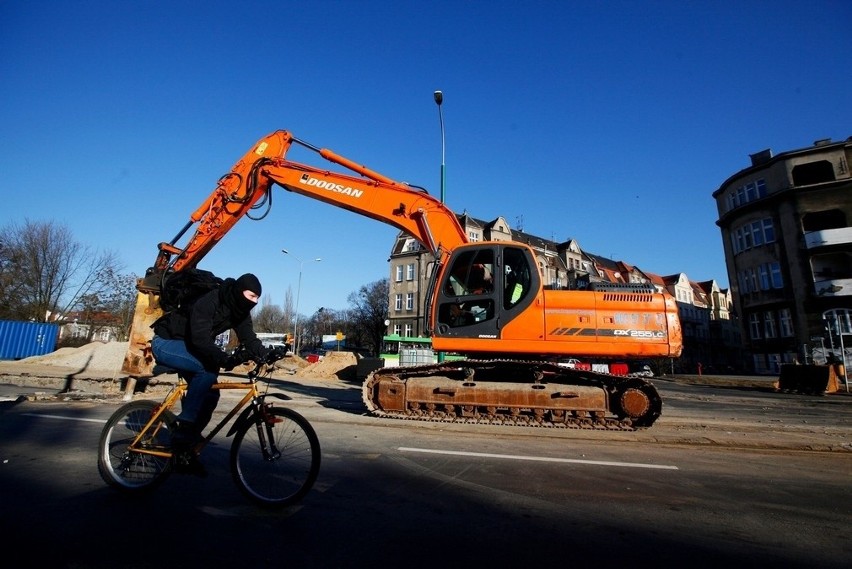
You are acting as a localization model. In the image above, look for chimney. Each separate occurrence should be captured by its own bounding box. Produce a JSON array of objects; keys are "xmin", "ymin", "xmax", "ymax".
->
[{"xmin": 749, "ymin": 148, "xmax": 773, "ymax": 167}]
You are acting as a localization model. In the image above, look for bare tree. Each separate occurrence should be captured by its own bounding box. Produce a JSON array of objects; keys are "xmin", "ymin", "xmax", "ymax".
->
[
  {"xmin": 281, "ymin": 286, "xmax": 295, "ymax": 335},
  {"xmin": 99, "ymin": 271, "xmax": 138, "ymax": 341},
  {"xmin": 254, "ymin": 295, "xmax": 287, "ymax": 333},
  {"xmin": 0, "ymin": 219, "xmax": 124, "ymax": 322},
  {"xmin": 301, "ymin": 306, "xmax": 349, "ymax": 352},
  {"xmin": 0, "ymin": 237, "xmax": 19, "ymax": 319},
  {"xmin": 346, "ymin": 278, "xmax": 389, "ymax": 356}
]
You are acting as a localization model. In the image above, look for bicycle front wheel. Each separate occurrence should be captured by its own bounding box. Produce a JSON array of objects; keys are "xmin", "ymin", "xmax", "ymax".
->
[
  {"xmin": 98, "ymin": 400, "xmax": 176, "ymax": 492},
  {"xmin": 230, "ymin": 407, "xmax": 321, "ymax": 507}
]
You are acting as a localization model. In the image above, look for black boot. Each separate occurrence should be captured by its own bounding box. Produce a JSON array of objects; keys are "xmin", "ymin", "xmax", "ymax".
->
[{"xmin": 171, "ymin": 421, "xmax": 207, "ymax": 478}]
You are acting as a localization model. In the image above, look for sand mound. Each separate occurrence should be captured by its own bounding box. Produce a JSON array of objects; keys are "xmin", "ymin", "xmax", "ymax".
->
[
  {"xmin": 20, "ymin": 341, "xmax": 128, "ymax": 373},
  {"xmin": 294, "ymin": 351, "xmax": 358, "ymax": 380}
]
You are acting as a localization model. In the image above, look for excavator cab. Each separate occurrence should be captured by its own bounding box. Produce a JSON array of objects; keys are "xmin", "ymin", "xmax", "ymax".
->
[{"xmin": 433, "ymin": 243, "xmax": 540, "ymax": 339}]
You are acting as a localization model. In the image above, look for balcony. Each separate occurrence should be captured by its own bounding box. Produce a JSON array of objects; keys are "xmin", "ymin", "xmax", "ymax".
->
[
  {"xmin": 804, "ymin": 227, "xmax": 852, "ymax": 249},
  {"xmin": 814, "ymin": 278, "xmax": 852, "ymax": 297}
]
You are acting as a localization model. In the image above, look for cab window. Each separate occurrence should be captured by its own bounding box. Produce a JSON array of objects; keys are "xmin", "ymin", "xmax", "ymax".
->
[
  {"xmin": 503, "ymin": 247, "xmax": 531, "ymax": 309},
  {"xmin": 444, "ymin": 250, "xmax": 494, "ymax": 297}
]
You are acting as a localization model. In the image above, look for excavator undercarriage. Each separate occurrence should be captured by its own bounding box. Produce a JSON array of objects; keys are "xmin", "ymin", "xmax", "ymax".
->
[{"xmin": 362, "ymin": 360, "xmax": 662, "ymax": 430}]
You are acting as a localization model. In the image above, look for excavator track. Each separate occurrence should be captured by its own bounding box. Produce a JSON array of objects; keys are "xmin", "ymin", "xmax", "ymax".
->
[{"xmin": 362, "ymin": 359, "xmax": 662, "ymax": 431}]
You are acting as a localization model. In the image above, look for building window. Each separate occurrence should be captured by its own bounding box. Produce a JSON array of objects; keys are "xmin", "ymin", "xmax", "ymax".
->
[
  {"xmin": 767, "ymin": 353, "xmax": 781, "ymax": 373},
  {"xmin": 750, "ymin": 221, "xmax": 764, "ymax": 247},
  {"xmin": 764, "ymin": 312, "xmax": 777, "ymax": 339},
  {"xmin": 728, "ymin": 178, "xmax": 768, "ymax": 212},
  {"xmin": 404, "ymin": 324, "xmax": 412, "ymax": 337},
  {"xmin": 824, "ymin": 308, "xmax": 852, "ymax": 336},
  {"xmin": 737, "ymin": 270, "xmax": 748, "ymax": 294},
  {"xmin": 748, "ymin": 268, "xmax": 758, "ymax": 293},
  {"xmin": 759, "ymin": 264, "xmax": 770, "ymax": 290},
  {"xmin": 394, "ymin": 294, "xmax": 402, "ymax": 311},
  {"xmin": 743, "ymin": 226, "xmax": 753, "ymax": 250},
  {"xmin": 403, "ymin": 238, "xmax": 418, "ymax": 252},
  {"xmin": 749, "ymin": 313, "xmax": 762, "ymax": 339},
  {"xmin": 752, "ymin": 353, "xmax": 766, "ymax": 373},
  {"xmin": 770, "ymin": 262, "xmax": 783, "ymax": 288},
  {"xmin": 779, "ymin": 308, "xmax": 794, "ymax": 337},
  {"xmin": 393, "ymin": 324, "xmax": 401, "ymax": 335},
  {"xmin": 406, "ymin": 263, "xmax": 415, "ymax": 281},
  {"xmin": 731, "ymin": 217, "xmax": 775, "ymax": 254},
  {"xmin": 405, "ymin": 292, "xmax": 414, "ymax": 310},
  {"xmin": 395, "ymin": 265, "xmax": 403, "ymax": 282},
  {"xmin": 763, "ymin": 219, "xmax": 775, "ymax": 243},
  {"xmin": 468, "ymin": 231, "xmax": 479, "ymax": 242}
]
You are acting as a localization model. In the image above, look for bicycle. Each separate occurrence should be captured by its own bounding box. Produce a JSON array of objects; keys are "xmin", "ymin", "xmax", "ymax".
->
[{"xmin": 97, "ymin": 347, "xmax": 321, "ymax": 507}]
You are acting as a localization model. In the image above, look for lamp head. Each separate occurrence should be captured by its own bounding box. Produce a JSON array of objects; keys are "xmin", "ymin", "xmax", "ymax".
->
[{"xmin": 434, "ymin": 91, "xmax": 443, "ymax": 105}]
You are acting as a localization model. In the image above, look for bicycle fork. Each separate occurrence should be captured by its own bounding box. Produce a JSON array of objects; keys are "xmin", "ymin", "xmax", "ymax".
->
[{"xmin": 254, "ymin": 403, "xmax": 282, "ymax": 461}]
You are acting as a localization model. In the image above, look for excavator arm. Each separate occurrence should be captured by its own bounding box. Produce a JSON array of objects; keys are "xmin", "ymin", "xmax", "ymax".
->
[
  {"xmin": 122, "ymin": 130, "xmax": 468, "ymax": 377},
  {"xmin": 154, "ymin": 130, "xmax": 468, "ymax": 275}
]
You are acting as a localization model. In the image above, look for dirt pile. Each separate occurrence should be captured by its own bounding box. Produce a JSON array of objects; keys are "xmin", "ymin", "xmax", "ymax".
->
[
  {"xmin": 294, "ymin": 351, "xmax": 358, "ymax": 380},
  {"xmin": 19, "ymin": 341, "xmax": 128, "ymax": 374}
]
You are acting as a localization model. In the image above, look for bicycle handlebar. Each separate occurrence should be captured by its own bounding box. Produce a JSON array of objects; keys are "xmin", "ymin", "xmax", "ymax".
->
[{"xmin": 229, "ymin": 344, "xmax": 288, "ymax": 379}]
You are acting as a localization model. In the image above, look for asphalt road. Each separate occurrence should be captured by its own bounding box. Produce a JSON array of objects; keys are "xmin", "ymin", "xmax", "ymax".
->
[{"xmin": 0, "ymin": 371, "xmax": 849, "ymax": 568}]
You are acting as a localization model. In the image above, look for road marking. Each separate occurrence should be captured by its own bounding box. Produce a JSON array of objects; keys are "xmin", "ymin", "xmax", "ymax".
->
[
  {"xmin": 22, "ymin": 413, "xmax": 106, "ymax": 424},
  {"xmin": 398, "ymin": 447, "xmax": 678, "ymax": 470}
]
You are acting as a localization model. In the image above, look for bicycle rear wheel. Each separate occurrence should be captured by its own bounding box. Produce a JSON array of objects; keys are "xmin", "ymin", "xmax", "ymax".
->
[
  {"xmin": 98, "ymin": 400, "xmax": 176, "ymax": 492},
  {"xmin": 230, "ymin": 407, "xmax": 321, "ymax": 507}
]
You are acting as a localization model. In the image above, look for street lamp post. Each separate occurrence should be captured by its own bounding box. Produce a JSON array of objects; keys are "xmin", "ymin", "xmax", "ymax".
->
[
  {"xmin": 434, "ymin": 90, "xmax": 445, "ymax": 204},
  {"xmin": 282, "ymin": 249, "xmax": 321, "ymax": 356},
  {"xmin": 434, "ymin": 90, "xmax": 446, "ymax": 363}
]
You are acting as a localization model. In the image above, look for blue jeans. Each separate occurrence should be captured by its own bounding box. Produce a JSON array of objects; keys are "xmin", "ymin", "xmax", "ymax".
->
[{"xmin": 151, "ymin": 336, "xmax": 220, "ymax": 431}]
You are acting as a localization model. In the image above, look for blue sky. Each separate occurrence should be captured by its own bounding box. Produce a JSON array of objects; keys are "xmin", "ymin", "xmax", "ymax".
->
[{"xmin": 2, "ymin": 1, "xmax": 850, "ymax": 315}]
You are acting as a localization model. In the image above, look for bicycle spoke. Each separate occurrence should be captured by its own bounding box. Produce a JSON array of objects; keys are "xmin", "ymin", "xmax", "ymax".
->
[
  {"xmin": 98, "ymin": 401, "xmax": 175, "ymax": 491},
  {"xmin": 230, "ymin": 407, "xmax": 320, "ymax": 507}
]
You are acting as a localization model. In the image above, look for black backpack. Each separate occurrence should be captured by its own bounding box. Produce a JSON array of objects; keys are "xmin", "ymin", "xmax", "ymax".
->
[
  {"xmin": 159, "ymin": 268, "xmax": 224, "ymax": 315},
  {"xmin": 152, "ymin": 268, "xmax": 224, "ymax": 340}
]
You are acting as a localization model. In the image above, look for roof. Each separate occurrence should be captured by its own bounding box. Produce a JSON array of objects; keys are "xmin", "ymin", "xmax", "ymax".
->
[{"xmin": 712, "ymin": 136, "xmax": 852, "ymax": 197}]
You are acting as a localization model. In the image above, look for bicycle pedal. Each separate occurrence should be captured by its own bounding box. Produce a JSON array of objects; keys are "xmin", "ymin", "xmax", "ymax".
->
[{"xmin": 173, "ymin": 451, "xmax": 208, "ymax": 478}]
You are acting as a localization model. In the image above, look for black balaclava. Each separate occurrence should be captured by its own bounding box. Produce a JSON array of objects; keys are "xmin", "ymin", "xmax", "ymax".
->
[{"xmin": 231, "ymin": 273, "xmax": 262, "ymax": 314}]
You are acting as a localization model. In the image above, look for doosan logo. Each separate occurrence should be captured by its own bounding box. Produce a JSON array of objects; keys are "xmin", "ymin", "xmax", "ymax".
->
[{"xmin": 299, "ymin": 175, "xmax": 364, "ymax": 198}]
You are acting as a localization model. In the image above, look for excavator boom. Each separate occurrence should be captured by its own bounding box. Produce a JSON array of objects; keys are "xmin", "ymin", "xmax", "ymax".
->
[{"xmin": 153, "ymin": 130, "xmax": 467, "ymax": 274}]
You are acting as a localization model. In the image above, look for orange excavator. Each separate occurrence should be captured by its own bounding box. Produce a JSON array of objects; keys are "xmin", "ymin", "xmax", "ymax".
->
[{"xmin": 122, "ymin": 130, "xmax": 682, "ymax": 429}]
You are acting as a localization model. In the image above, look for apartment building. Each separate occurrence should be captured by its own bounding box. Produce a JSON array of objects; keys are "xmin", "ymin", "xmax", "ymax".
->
[
  {"xmin": 713, "ymin": 136, "xmax": 852, "ymax": 373},
  {"xmin": 387, "ymin": 212, "xmax": 738, "ymax": 372}
]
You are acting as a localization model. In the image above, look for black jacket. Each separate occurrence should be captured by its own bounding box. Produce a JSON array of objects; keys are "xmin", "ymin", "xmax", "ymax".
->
[{"xmin": 153, "ymin": 280, "xmax": 264, "ymax": 370}]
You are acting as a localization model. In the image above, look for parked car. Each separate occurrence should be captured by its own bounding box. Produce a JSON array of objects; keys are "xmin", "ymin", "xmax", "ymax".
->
[{"xmin": 629, "ymin": 363, "xmax": 654, "ymax": 377}]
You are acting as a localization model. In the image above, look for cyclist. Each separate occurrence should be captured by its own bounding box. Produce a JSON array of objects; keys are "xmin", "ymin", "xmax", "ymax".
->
[{"xmin": 151, "ymin": 273, "xmax": 268, "ymax": 476}]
